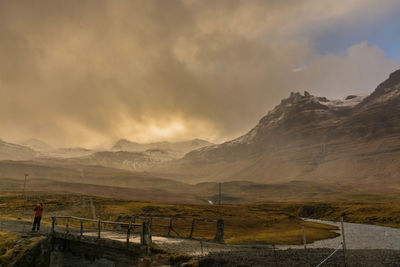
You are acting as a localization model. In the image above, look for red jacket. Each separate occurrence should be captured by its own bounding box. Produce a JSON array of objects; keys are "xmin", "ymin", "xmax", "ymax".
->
[{"xmin": 34, "ymin": 205, "xmax": 43, "ymax": 217}]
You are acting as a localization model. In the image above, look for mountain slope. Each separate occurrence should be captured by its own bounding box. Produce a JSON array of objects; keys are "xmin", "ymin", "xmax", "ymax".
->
[
  {"xmin": 20, "ymin": 139, "xmax": 53, "ymax": 152},
  {"xmin": 0, "ymin": 140, "xmax": 37, "ymax": 160},
  {"xmin": 155, "ymin": 69, "xmax": 400, "ymax": 187},
  {"xmin": 70, "ymin": 149, "xmax": 177, "ymax": 171},
  {"xmin": 111, "ymin": 138, "xmax": 214, "ymax": 157}
]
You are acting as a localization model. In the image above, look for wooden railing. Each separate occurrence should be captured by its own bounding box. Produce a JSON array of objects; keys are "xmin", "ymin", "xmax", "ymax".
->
[
  {"xmin": 131, "ymin": 216, "xmax": 219, "ymax": 239},
  {"xmin": 51, "ymin": 215, "xmax": 224, "ymax": 245}
]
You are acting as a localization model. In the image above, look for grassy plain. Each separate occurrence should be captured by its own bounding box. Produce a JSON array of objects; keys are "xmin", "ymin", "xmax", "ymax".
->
[
  {"xmin": 282, "ymin": 200, "xmax": 400, "ymax": 228},
  {"xmin": 0, "ymin": 193, "xmax": 339, "ymax": 245},
  {"xmin": 0, "ymin": 231, "xmax": 19, "ymax": 266},
  {"xmin": 1, "ymin": 193, "xmax": 399, "ymax": 246},
  {"xmin": 0, "ymin": 232, "xmax": 45, "ymax": 266}
]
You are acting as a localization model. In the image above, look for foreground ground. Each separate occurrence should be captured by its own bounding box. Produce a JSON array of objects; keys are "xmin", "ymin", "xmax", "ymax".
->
[
  {"xmin": 200, "ymin": 248, "xmax": 400, "ymax": 267},
  {"xmin": 0, "ymin": 193, "xmax": 339, "ymax": 245},
  {"xmin": 0, "ymin": 231, "xmax": 46, "ymax": 266},
  {"xmin": 1, "ymin": 193, "xmax": 400, "ymax": 244},
  {"xmin": 1, "ymin": 193, "xmax": 400, "ymax": 266},
  {"xmin": 1, "ymin": 218, "xmax": 400, "ymax": 266}
]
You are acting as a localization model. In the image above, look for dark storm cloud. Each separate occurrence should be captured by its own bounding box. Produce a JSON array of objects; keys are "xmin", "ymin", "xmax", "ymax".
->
[{"xmin": 0, "ymin": 0, "xmax": 399, "ymax": 148}]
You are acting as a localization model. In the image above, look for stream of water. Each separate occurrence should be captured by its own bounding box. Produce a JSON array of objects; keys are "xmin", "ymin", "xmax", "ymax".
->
[{"xmin": 279, "ymin": 218, "xmax": 400, "ymax": 250}]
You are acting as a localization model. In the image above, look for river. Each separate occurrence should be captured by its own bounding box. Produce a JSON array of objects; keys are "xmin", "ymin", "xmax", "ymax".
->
[{"xmin": 278, "ymin": 218, "xmax": 400, "ymax": 250}]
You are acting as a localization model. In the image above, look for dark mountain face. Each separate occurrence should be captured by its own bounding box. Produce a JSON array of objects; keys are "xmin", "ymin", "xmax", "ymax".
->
[
  {"xmin": 338, "ymin": 70, "xmax": 400, "ymax": 139},
  {"xmin": 156, "ymin": 69, "xmax": 400, "ymax": 186}
]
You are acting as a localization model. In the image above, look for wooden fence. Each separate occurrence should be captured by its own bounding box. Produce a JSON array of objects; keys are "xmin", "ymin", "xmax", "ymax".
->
[{"xmin": 51, "ymin": 215, "xmax": 224, "ymax": 245}]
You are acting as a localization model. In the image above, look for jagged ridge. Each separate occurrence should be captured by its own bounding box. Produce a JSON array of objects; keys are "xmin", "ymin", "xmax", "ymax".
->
[{"xmin": 157, "ymin": 69, "xmax": 400, "ymax": 186}]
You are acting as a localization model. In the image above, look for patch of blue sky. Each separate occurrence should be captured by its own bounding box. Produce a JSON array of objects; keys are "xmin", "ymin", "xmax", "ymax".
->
[{"xmin": 307, "ymin": 5, "xmax": 400, "ymax": 61}]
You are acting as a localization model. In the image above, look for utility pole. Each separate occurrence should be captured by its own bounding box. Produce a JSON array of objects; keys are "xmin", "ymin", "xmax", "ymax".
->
[
  {"xmin": 21, "ymin": 174, "xmax": 28, "ymax": 220},
  {"xmin": 22, "ymin": 174, "xmax": 28, "ymax": 198},
  {"xmin": 341, "ymin": 216, "xmax": 347, "ymax": 267},
  {"xmin": 218, "ymin": 182, "xmax": 222, "ymax": 205}
]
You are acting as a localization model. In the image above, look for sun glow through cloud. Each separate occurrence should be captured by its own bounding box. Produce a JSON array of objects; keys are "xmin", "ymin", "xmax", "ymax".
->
[{"xmin": 0, "ymin": 0, "xmax": 399, "ymax": 148}]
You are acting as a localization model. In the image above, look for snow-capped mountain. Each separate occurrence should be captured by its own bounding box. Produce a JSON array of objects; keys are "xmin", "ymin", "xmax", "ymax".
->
[
  {"xmin": 156, "ymin": 69, "xmax": 400, "ymax": 187},
  {"xmin": 71, "ymin": 149, "xmax": 179, "ymax": 171},
  {"xmin": 17, "ymin": 139, "xmax": 93, "ymax": 158},
  {"xmin": 111, "ymin": 138, "xmax": 214, "ymax": 157}
]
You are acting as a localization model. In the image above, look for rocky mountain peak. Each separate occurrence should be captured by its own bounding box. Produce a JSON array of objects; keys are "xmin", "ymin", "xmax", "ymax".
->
[
  {"xmin": 357, "ymin": 69, "xmax": 400, "ymax": 108},
  {"xmin": 378, "ymin": 68, "xmax": 400, "ymax": 89},
  {"xmin": 228, "ymin": 91, "xmax": 366, "ymax": 146}
]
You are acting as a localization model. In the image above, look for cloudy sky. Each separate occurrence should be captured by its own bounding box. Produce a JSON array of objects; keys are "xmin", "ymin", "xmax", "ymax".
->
[{"xmin": 1, "ymin": 0, "xmax": 399, "ymax": 148}]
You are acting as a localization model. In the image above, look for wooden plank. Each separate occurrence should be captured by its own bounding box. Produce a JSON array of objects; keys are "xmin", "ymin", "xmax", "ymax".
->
[
  {"xmin": 127, "ymin": 220, "xmax": 132, "ymax": 245},
  {"xmin": 65, "ymin": 218, "xmax": 69, "ymax": 234},
  {"xmin": 189, "ymin": 219, "xmax": 195, "ymax": 239},
  {"xmin": 51, "ymin": 217, "xmax": 56, "ymax": 233},
  {"xmin": 341, "ymin": 216, "xmax": 347, "ymax": 267},
  {"xmin": 151, "ymin": 224, "xmax": 169, "ymax": 228},
  {"xmin": 131, "ymin": 216, "xmax": 136, "ymax": 235},
  {"xmin": 169, "ymin": 226, "xmax": 181, "ymax": 237},
  {"xmin": 97, "ymin": 220, "xmax": 101, "ymax": 239},
  {"xmin": 168, "ymin": 218, "xmax": 173, "ymax": 236}
]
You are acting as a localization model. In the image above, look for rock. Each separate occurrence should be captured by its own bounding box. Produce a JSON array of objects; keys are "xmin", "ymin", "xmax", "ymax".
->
[{"xmin": 345, "ymin": 95, "xmax": 358, "ymax": 100}]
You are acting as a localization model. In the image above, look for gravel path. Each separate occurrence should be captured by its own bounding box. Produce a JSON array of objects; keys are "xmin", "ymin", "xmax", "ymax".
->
[
  {"xmin": 82, "ymin": 229, "xmax": 237, "ymax": 256},
  {"xmin": 199, "ymin": 248, "xmax": 400, "ymax": 267},
  {"xmin": 0, "ymin": 217, "xmax": 51, "ymax": 235}
]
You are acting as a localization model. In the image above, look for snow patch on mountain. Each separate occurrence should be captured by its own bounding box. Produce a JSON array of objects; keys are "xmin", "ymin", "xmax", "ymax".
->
[{"xmin": 316, "ymin": 95, "xmax": 365, "ymax": 108}]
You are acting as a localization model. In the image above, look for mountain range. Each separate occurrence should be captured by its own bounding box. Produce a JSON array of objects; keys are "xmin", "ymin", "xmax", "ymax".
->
[
  {"xmin": 0, "ymin": 139, "xmax": 37, "ymax": 161},
  {"xmin": 1, "ymin": 69, "xmax": 399, "ymax": 202},
  {"xmin": 0, "ymin": 137, "xmax": 214, "ymax": 172},
  {"xmin": 111, "ymin": 138, "xmax": 213, "ymax": 156},
  {"xmin": 153, "ymin": 69, "xmax": 400, "ymax": 189}
]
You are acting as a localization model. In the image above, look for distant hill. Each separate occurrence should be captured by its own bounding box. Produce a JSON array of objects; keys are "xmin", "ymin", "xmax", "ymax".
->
[
  {"xmin": 18, "ymin": 139, "xmax": 93, "ymax": 158},
  {"xmin": 70, "ymin": 149, "xmax": 179, "ymax": 171},
  {"xmin": 1, "ymin": 160, "xmax": 380, "ymax": 203},
  {"xmin": 111, "ymin": 138, "xmax": 214, "ymax": 157},
  {"xmin": 154, "ymin": 69, "xmax": 400, "ymax": 188},
  {"xmin": 45, "ymin": 147, "xmax": 94, "ymax": 158},
  {"xmin": 0, "ymin": 140, "xmax": 37, "ymax": 160},
  {"xmin": 20, "ymin": 138, "xmax": 53, "ymax": 151}
]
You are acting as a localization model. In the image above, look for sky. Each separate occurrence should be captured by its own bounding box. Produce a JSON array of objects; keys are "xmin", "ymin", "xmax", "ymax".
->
[{"xmin": 0, "ymin": 0, "xmax": 399, "ymax": 149}]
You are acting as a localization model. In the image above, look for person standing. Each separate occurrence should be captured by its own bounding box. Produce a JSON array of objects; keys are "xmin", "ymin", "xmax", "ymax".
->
[{"xmin": 32, "ymin": 203, "xmax": 43, "ymax": 231}]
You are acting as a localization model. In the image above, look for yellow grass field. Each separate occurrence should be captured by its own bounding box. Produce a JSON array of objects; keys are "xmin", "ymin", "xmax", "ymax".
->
[
  {"xmin": 2, "ymin": 193, "xmax": 400, "ymax": 246},
  {"xmin": 0, "ymin": 193, "xmax": 341, "ymax": 245}
]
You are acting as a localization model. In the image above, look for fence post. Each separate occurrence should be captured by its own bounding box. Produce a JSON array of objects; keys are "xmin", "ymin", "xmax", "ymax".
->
[
  {"xmin": 214, "ymin": 219, "xmax": 224, "ymax": 243},
  {"xmin": 302, "ymin": 226, "xmax": 307, "ymax": 249},
  {"xmin": 51, "ymin": 217, "xmax": 56, "ymax": 234},
  {"xmin": 189, "ymin": 219, "xmax": 195, "ymax": 239},
  {"xmin": 97, "ymin": 219, "xmax": 101, "ymax": 239},
  {"xmin": 141, "ymin": 221, "xmax": 152, "ymax": 245},
  {"xmin": 341, "ymin": 216, "xmax": 347, "ymax": 267},
  {"xmin": 168, "ymin": 218, "xmax": 173, "ymax": 236},
  {"xmin": 80, "ymin": 220, "xmax": 83, "ymax": 237},
  {"xmin": 65, "ymin": 218, "xmax": 69, "ymax": 234},
  {"xmin": 127, "ymin": 221, "xmax": 132, "ymax": 245},
  {"xmin": 131, "ymin": 216, "xmax": 136, "ymax": 234}
]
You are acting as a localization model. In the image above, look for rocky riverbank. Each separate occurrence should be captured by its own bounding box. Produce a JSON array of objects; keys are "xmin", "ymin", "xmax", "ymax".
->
[{"xmin": 199, "ymin": 248, "xmax": 400, "ymax": 267}]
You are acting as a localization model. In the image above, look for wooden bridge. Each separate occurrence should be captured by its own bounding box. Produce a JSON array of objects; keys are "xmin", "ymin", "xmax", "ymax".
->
[{"xmin": 51, "ymin": 215, "xmax": 225, "ymax": 245}]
